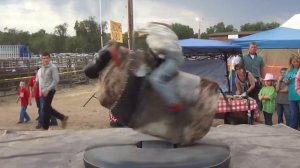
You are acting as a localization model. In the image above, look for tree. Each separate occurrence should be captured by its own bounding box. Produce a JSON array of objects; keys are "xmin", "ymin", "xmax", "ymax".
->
[
  {"xmin": 240, "ymin": 21, "xmax": 280, "ymax": 31},
  {"xmin": 129, "ymin": 23, "xmax": 194, "ymax": 50},
  {"xmin": 0, "ymin": 28, "xmax": 30, "ymax": 45},
  {"xmin": 171, "ymin": 23, "xmax": 194, "ymax": 39},
  {"xmin": 99, "ymin": 21, "xmax": 110, "ymax": 47},
  {"xmin": 54, "ymin": 23, "xmax": 68, "ymax": 37},
  {"xmin": 125, "ymin": 32, "xmax": 148, "ymax": 50},
  {"xmin": 53, "ymin": 23, "xmax": 68, "ymax": 52},
  {"xmin": 205, "ymin": 22, "xmax": 236, "ymax": 35},
  {"xmin": 0, "ymin": 20, "xmax": 281, "ymax": 53},
  {"xmin": 29, "ymin": 29, "xmax": 48, "ymax": 53},
  {"xmin": 65, "ymin": 36, "xmax": 83, "ymax": 52},
  {"xmin": 200, "ymin": 32, "xmax": 209, "ymax": 39},
  {"xmin": 74, "ymin": 17, "xmax": 101, "ymax": 52},
  {"xmin": 264, "ymin": 22, "xmax": 280, "ymax": 30},
  {"xmin": 226, "ymin": 25, "xmax": 238, "ymax": 32}
]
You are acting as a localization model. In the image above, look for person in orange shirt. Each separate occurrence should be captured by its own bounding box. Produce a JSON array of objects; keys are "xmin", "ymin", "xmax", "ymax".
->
[{"xmin": 16, "ymin": 81, "xmax": 31, "ymax": 123}]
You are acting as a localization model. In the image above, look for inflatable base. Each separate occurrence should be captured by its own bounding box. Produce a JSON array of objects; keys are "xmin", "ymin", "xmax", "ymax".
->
[{"xmin": 84, "ymin": 139, "xmax": 230, "ymax": 168}]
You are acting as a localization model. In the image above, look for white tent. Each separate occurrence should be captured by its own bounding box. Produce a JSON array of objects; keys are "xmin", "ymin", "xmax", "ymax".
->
[{"xmin": 281, "ymin": 13, "xmax": 300, "ymax": 29}]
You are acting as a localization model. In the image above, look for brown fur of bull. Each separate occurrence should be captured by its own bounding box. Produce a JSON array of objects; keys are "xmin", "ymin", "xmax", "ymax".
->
[{"xmin": 89, "ymin": 46, "xmax": 219, "ymax": 145}]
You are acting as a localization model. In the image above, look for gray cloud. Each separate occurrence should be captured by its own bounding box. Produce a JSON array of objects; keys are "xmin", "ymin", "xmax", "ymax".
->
[{"xmin": 0, "ymin": 0, "xmax": 300, "ymax": 35}]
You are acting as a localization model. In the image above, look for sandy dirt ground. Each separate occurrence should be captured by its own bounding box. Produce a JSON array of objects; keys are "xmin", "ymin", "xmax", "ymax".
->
[
  {"xmin": 0, "ymin": 83, "xmax": 281, "ymax": 136},
  {"xmin": 0, "ymin": 83, "xmax": 110, "ymax": 133}
]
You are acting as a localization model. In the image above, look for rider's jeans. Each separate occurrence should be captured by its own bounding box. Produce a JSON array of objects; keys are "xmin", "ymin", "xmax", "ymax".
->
[{"xmin": 149, "ymin": 51, "xmax": 183, "ymax": 105}]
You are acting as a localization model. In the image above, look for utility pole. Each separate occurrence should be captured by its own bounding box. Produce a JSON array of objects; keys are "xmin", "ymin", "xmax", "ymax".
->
[
  {"xmin": 128, "ymin": 0, "xmax": 134, "ymax": 50},
  {"xmin": 99, "ymin": 0, "xmax": 104, "ymax": 48},
  {"xmin": 195, "ymin": 17, "xmax": 203, "ymax": 39}
]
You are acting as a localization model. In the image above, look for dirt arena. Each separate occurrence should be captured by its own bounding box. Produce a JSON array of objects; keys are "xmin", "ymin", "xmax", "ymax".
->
[
  {"xmin": 0, "ymin": 83, "xmax": 110, "ymax": 132},
  {"xmin": 0, "ymin": 83, "xmax": 281, "ymax": 135}
]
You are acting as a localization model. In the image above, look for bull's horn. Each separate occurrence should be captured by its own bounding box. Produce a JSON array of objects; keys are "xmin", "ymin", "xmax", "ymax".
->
[
  {"xmin": 84, "ymin": 63, "xmax": 100, "ymax": 79},
  {"xmin": 84, "ymin": 46, "xmax": 113, "ymax": 79}
]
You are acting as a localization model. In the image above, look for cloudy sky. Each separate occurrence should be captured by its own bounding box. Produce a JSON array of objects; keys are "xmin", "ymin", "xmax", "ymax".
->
[{"xmin": 1, "ymin": 0, "xmax": 300, "ymax": 36}]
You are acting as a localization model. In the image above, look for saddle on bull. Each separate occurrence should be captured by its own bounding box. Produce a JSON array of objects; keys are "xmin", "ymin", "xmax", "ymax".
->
[{"xmin": 84, "ymin": 41, "xmax": 220, "ymax": 145}]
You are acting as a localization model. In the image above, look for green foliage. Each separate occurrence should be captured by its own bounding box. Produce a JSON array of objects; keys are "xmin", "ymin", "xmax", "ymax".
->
[
  {"xmin": 0, "ymin": 17, "xmax": 111, "ymax": 54},
  {"xmin": 240, "ymin": 21, "xmax": 280, "ymax": 31},
  {"xmin": 0, "ymin": 28, "xmax": 30, "ymax": 45},
  {"xmin": 125, "ymin": 23, "xmax": 194, "ymax": 50},
  {"xmin": 123, "ymin": 23, "xmax": 195, "ymax": 50},
  {"xmin": 121, "ymin": 32, "xmax": 147, "ymax": 50},
  {"xmin": 171, "ymin": 23, "xmax": 195, "ymax": 39},
  {"xmin": 28, "ymin": 29, "xmax": 48, "ymax": 53},
  {"xmin": 122, "ymin": 32, "xmax": 129, "ymax": 47},
  {"xmin": 206, "ymin": 22, "xmax": 236, "ymax": 34},
  {"xmin": 74, "ymin": 17, "xmax": 102, "ymax": 52},
  {"xmin": 54, "ymin": 23, "xmax": 68, "ymax": 37},
  {"xmin": 65, "ymin": 36, "xmax": 83, "ymax": 52},
  {"xmin": 134, "ymin": 32, "xmax": 148, "ymax": 50},
  {"xmin": 0, "ymin": 20, "xmax": 282, "ymax": 54},
  {"xmin": 200, "ymin": 32, "xmax": 209, "ymax": 39}
]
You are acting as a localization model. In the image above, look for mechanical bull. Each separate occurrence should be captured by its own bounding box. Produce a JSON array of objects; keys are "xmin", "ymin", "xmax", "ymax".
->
[{"xmin": 84, "ymin": 44, "xmax": 220, "ymax": 144}]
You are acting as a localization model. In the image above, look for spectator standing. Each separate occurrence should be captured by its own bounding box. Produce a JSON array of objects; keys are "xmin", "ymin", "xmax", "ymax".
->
[
  {"xmin": 29, "ymin": 67, "xmax": 58, "ymax": 129},
  {"xmin": 242, "ymin": 42, "xmax": 265, "ymax": 110},
  {"xmin": 16, "ymin": 81, "xmax": 31, "ymax": 123},
  {"xmin": 276, "ymin": 67, "xmax": 290, "ymax": 125},
  {"xmin": 28, "ymin": 67, "xmax": 41, "ymax": 120},
  {"xmin": 242, "ymin": 42, "xmax": 265, "ymax": 82},
  {"xmin": 259, "ymin": 73, "xmax": 276, "ymax": 126},
  {"xmin": 284, "ymin": 54, "xmax": 300, "ymax": 129},
  {"xmin": 36, "ymin": 52, "xmax": 68, "ymax": 130}
]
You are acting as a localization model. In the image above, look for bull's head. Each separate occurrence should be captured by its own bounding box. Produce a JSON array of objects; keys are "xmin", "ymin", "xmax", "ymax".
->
[{"xmin": 84, "ymin": 43, "xmax": 118, "ymax": 79}]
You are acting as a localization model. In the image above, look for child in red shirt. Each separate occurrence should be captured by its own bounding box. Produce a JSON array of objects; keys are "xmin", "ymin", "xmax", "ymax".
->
[
  {"xmin": 16, "ymin": 81, "xmax": 31, "ymax": 123},
  {"xmin": 29, "ymin": 68, "xmax": 40, "ymax": 120}
]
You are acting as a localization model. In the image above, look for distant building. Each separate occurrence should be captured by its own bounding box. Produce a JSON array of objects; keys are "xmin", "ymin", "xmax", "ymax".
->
[
  {"xmin": 0, "ymin": 45, "xmax": 30, "ymax": 59},
  {"xmin": 208, "ymin": 31, "xmax": 260, "ymax": 41}
]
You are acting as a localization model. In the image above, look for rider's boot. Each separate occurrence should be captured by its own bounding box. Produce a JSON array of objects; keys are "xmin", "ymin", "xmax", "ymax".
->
[{"xmin": 169, "ymin": 103, "xmax": 183, "ymax": 113}]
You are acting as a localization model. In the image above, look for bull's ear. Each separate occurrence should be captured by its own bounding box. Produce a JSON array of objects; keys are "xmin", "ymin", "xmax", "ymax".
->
[{"xmin": 84, "ymin": 63, "xmax": 100, "ymax": 79}]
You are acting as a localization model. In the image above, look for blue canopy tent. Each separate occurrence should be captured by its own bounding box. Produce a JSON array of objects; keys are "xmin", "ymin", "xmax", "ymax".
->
[
  {"xmin": 231, "ymin": 27, "xmax": 300, "ymax": 49},
  {"xmin": 179, "ymin": 38, "xmax": 242, "ymax": 93},
  {"xmin": 180, "ymin": 38, "xmax": 242, "ymax": 54},
  {"xmin": 231, "ymin": 14, "xmax": 300, "ymax": 78}
]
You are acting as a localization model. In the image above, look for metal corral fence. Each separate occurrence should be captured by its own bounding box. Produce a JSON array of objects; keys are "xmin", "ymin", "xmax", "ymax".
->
[{"xmin": 0, "ymin": 54, "xmax": 95, "ymax": 96}]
